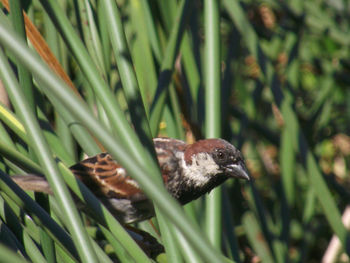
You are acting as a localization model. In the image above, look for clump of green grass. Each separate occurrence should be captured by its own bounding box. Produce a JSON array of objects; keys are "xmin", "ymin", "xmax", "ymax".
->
[{"xmin": 0, "ymin": 0, "xmax": 349, "ymax": 262}]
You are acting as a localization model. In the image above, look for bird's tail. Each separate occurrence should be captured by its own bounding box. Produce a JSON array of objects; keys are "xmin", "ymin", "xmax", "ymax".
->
[{"xmin": 11, "ymin": 175, "xmax": 53, "ymax": 194}]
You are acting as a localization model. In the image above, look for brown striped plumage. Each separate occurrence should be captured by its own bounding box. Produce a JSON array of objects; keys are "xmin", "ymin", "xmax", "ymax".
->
[{"xmin": 71, "ymin": 153, "xmax": 142, "ymax": 199}]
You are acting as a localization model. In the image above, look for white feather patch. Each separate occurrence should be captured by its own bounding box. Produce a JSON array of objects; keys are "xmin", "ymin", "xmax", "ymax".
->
[
  {"xmin": 153, "ymin": 137, "xmax": 172, "ymax": 142},
  {"xmin": 115, "ymin": 167, "xmax": 126, "ymax": 177},
  {"xmin": 177, "ymin": 152, "xmax": 220, "ymax": 187}
]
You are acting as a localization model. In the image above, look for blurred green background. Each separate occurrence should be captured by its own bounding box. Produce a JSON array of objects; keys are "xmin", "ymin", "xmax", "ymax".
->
[{"xmin": 0, "ymin": 0, "xmax": 349, "ymax": 262}]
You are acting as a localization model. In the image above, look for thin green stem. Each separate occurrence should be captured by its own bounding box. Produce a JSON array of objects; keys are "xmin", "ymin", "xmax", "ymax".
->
[
  {"xmin": 9, "ymin": 0, "xmax": 35, "ymax": 110},
  {"xmin": 204, "ymin": 0, "xmax": 222, "ymax": 249}
]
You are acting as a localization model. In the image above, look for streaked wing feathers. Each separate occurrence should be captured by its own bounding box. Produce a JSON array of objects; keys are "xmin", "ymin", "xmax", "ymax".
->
[{"xmin": 70, "ymin": 153, "xmax": 143, "ymax": 199}]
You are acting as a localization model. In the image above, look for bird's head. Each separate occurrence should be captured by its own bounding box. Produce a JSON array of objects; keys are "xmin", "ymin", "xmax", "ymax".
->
[{"xmin": 183, "ymin": 138, "xmax": 250, "ymax": 184}]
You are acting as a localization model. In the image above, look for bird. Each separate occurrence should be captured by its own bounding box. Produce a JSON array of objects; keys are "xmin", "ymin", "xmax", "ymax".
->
[{"xmin": 11, "ymin": 137, "xmax": 249, "ymax": 224}]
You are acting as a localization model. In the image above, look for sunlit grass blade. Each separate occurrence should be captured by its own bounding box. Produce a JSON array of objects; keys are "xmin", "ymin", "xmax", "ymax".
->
[
  {"xmin": 0, "ymin": 243, "xmax": 30, "ymax": 263},
  {"xmin": 204, "ymin": 0, "xmax": 222, "ymax": 249},
  {"xmin": 9, "ymin": 0, "xmax": 35, "ymax": 110}
]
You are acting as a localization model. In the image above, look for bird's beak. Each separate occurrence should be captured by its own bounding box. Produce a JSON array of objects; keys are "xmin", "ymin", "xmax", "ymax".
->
[{"xmin": 225, "ymin": 161, "xmax": 250, "ymax": 181}]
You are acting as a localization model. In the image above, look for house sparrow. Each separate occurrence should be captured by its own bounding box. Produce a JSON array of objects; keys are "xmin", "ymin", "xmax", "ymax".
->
[{"xmin": 12, "ymin": 138, "xmax": 249, "ymax": 224}]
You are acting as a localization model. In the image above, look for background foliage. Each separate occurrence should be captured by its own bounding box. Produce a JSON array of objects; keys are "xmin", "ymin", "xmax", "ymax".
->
[{"xmin": 0, "ymin": 0, "xmax": 349, "ymax": 262}]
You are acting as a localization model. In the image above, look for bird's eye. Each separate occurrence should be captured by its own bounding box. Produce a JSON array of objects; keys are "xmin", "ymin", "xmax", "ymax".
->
[
  {"xmin": 216, "ymin": 150, "xmax": 226, "ymax": 162},
  {"xmin": 218, "ymin": 151, "xmax": 225, "ymax": 159}
]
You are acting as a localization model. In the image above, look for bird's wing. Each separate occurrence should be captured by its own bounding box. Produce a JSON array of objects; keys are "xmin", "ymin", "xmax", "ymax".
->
[
  {"xmin": 70, "ymin": 153, "xmax": 145, "ymax": 200},
  {"xmin": 153, "ymin": 137, "xmax": 187, "ymax": 183}
]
